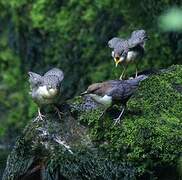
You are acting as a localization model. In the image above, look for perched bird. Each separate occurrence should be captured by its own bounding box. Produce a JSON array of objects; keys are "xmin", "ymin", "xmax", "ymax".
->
[
  {"xmin": 28, "ymin": 68, "xmax": 64, "ymax": 120},
  {"xmin": 81, "ymin": 75, "xmax": 147, "ymax": 124},
  {"xmin": 108, "ymin": 29, "xmax": 148, "ymax": 79}
]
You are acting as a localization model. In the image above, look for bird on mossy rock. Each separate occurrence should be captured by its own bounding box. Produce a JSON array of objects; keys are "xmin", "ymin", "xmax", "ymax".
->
[
  {"xmin": 108, "ymin": 29, "xmax": 148, "ymax": 80},
  {"xmin": 81, "ymin": 75, "xmax": 147, "ymax": 124},
  {"xmin": 28, "ymin": 68, "xmax": 64, "ymax": 120}
]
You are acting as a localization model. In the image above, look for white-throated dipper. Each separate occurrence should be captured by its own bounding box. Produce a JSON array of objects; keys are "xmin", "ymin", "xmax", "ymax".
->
[
  {"xmin": 108, "ymin": 29, "xmax": 148, "ymax": 79},
  {"xmin": 81, "ymin": 75, "xmax": 147, "ymax": 124},
  {"xmin": 28, "ymin": 68, "xmax": 64, "ymax": 120}
]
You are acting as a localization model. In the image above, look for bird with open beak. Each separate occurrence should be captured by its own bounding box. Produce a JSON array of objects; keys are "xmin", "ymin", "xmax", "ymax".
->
[
  {"xmin": 28, "ymin": 68, "xmax": 64, "ymax": 120},
  {"xmin": 108, "ymin": 29, "xmax": 148, "ymax": 80},
  {"xmin": 81, "ymin": 75, "xmax": 147, "ymax": 124}
]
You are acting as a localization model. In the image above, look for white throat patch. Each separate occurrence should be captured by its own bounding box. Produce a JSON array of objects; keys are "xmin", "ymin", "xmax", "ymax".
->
[
  {"xmin": 89, "ymin": 94, "xmax": 112, "ymax": 107},
  {"xmin": 37, "ymin": 86, "xmax": 58, "ymax": 98}
]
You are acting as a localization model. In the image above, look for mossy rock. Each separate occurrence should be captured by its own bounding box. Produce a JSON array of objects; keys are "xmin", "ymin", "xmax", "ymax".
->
[{"xmin": 3, "ymin": 65, "xmax": 182, "ymax": 180}]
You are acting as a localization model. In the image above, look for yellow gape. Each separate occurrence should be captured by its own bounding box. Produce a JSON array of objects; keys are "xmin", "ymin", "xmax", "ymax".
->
[{"xmin": 114, "ymin": 58, "xmax": 122, "ymax": 67}]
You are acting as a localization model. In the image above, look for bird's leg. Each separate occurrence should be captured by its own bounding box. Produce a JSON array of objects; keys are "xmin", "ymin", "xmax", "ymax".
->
[
  {"xmin": 37, "ymin": 107, "xmax": 45, "ymax": 121},
  {"xmin": 135, "ymin": 63, "xmax": 138, "ymax": 78},
  {"xmin": 99, "ymin": 107, "xmax": 109, "ymax": 119},
  {"xmin": 119, "ymin": 65, "xmax": 126, "ymax": 80},
  {"xmin": 119, "ymin": 67, "xmax": 125, "ymax": 80},
  {"xmin": 54, "ymin": 105, "xmax": 63, "ymax": 120},
  {"xmin": 113, "ymin": 105, "xmax": 126, "ymax": 125}
]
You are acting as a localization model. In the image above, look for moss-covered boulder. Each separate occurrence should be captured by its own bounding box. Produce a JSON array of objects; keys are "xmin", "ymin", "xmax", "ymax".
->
[{"xmin": 3, "ymin": 65, "xmax": 182, "ymax": 180}]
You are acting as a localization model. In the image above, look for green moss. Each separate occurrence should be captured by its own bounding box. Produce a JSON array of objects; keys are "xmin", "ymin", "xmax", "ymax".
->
[
  {"xmin": 0, "ymin": 150, "xmax": 9, "ymax": 179},
  {"xmin": 3, "ymin": 65, "xmax": 182, "ymax": 179},
  {"xmin": 84, "ymin": 65, "xmax": 182, "ymax": 177}
]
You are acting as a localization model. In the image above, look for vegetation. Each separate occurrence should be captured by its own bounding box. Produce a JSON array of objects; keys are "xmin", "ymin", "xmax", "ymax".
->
[
  {"xmin": 0, "ymin": 0, "xmax": 181, "ymax": 179},
  {"xmin": 3, "ymin": 65, "xmax": 182, "ymax": 179}
]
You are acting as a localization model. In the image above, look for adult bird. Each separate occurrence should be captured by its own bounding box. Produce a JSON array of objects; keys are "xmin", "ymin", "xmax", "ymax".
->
[
  {"xmin": 81, "ymin": 75, "xmax": 147, "ymax": 124},
  {"xmin": 108, "ymin": 29, "xmax": 148, "ymax": 79},
  {"xmin": 28, "ymin": 68, "xmax": 64, "ymax": 120}
]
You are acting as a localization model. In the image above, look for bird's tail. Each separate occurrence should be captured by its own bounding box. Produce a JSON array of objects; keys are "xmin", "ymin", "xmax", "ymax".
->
[
  {"xmin": 135, "ymin": 74, "xmax": 148, "ymax": 82},
  {"xmin": 127, "ymin": 75, "xmax": 148, "ymax": 85}
]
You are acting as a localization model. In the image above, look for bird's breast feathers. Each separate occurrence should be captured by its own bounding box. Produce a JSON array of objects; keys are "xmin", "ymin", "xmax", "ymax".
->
[
  {"xmin": 117, "ymin": 51, "xmax": 138, "ymax": 64},
  {"xmin": 126, "ymin": 51, "xmax": 139, "ymax": 62},
  {"xmin": 31, "ymin": 85, "xmax": 59, "ymax": 105},
  {"xmin": 31, "ymin": 86, "xmax": 59, "ymax": 104},
  {"xmin": 89, "ymin": 94, "xmax": 112, "ymax": 106},
  {"xmin": 36, "ymin": 85, "xmax": 58, "ymax": 98}
]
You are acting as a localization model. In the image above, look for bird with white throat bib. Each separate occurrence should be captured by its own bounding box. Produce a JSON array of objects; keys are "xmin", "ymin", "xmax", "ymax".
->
[
  {"xmin": 28, "ymin": 68, "xmax": 64, "ymax": 120},
  {"xmin": 108, "ymin": 29, "xmax": 148, "ymax": 80},
  {"xmin": 81, "ymin": 75, "xmax": 147, "ymax": 125}
]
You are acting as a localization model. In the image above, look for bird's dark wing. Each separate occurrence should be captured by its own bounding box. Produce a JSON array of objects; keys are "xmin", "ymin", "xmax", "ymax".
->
[
  {"xmin": 42, "ymin": 75, "xmax": 61, "ymax": 88},
  {"xmin": 107, "ymin": 82, "xmax": 138, "ymax": 102},
  {"xmin": 110, "ymin": 75, "xmax": 148, "ymax": 100},
  {"xmin": 44, "ymin": 68, "xmax": 64, "ymax": 82},
  {"xmin": 108, "ymin": 37, "xmax": 125, "ymax": 48},
  {"xmin": 128, "ymin": 38, "xmax": 145, "ymax": 49},
  {"xmin": 128, "ymin": 29, "xmax": 148, "ymax": 48},
  {"xmin": 130, "ymin": 29, "xmax": 147, "ymax": 39}
]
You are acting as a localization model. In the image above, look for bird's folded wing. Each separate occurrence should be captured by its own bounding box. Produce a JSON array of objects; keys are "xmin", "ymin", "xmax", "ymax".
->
[
  {"xmin": 44, "ymin": 68, "xmax": 64, "ymax": 82},
  {"xmin": 107, "ymin": 83, "xmax": 138, "ymax": 100}
]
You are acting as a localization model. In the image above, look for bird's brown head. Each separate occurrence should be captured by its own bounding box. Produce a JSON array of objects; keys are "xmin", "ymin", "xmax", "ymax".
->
[{"xmin": 81, "ymin": 83, "xmax": 101, "ymax": 95}]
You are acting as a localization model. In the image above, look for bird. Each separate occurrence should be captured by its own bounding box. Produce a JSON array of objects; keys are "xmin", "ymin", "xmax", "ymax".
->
[
  {"xmin": 81, "ymin": 75, "xmax": 147, "ymax": 124},
  {"xmin": 108, "ymin": 29, "xmax": 148, "ymax": 80},
  {"xmin": 28, "ymin": 68, "xmax": 64, "ymax": 120}
]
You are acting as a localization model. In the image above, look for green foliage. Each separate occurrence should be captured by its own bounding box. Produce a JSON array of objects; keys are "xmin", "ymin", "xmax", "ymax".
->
[
  {"xmin": 46, "ymin": 148, "xmax": 136, "ymax": 180},
  {"xmin": 0, "ymin": 150, "xmax": 10, "ymax": 178},
  {"xmin": 159, "ymin": 7, "xmax": 182, "ymax": 32},
  {"xmin": 3, "ymin": 65, "xmax": 182, "ymax": 179},
  {"xmin": 0, "ymin": 0, "xmax": 181, "ymax": 142},
  {"xmin": 0, "ymin": 0, "xmax": 181, "ymax": 178}
]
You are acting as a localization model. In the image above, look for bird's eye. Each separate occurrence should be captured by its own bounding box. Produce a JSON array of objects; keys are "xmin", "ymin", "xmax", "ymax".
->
[{"xmin": 48, "ymin": 85, "xmax": 52, "ymax": 89}]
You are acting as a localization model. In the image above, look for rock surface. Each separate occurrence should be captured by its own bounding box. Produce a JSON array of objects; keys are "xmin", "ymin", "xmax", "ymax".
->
[{"xmin": 2, "ymin": 65, "xmax": 182, "ymax": 180}]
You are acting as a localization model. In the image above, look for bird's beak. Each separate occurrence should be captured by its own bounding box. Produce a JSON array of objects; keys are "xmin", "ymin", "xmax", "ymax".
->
[
  {"xmin": 114, "ymin": 58, "xmax": 122, "ymax": 67},
  {"xmin": 28, "ymin": 72, "xmax": 33, "ymax": 77},
  {"xmin": 81, "ymin": 91, "xmax": 88, "ymax": 96}
]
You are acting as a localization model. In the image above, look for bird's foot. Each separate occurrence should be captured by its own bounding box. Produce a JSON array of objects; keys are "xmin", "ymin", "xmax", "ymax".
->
[
  {"xmin": 98, "ymin": 108, "xmax": 109, "ymax": 119},
  {"xmin": 119, "ymin": 74, "xmax": 124, "ymax": 80},
  {"xmin": 33, "ymin": 113, "xmax": 45, "ymax": 122},
  {"xmin": 54, "ymin": 106, "xmax": 63, "ymax": 119},
  {"xmin": 113, "ymin": 117, "xmax": 122, "ymax": 125},
  {"xmin": 35, "ymin": 108, "xmax": 46, "ymax": 121},
  {"xmin": 135, "ymin": 68, "xmax": 138, "ymax": 78},
  {"xmin": 38, "ymin": 113, "xmax": 46, "ymax": 121},
  {"xmin": 99, "ymin": 112, "xmax": 105, "ymax": 119},
  {"xmin": 113, "ymin": 106, "xmax": 125, "ymax": 125}
]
